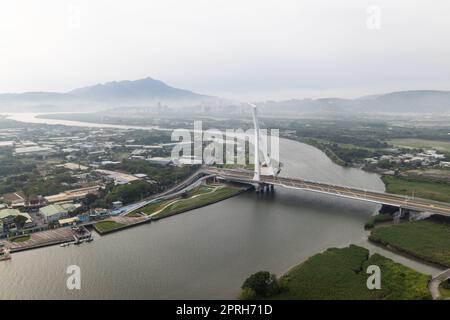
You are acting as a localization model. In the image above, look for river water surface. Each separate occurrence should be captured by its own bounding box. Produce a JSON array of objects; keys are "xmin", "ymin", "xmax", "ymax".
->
[{"xmin": 0, "ymin": 114, "xmax": 441, "ymax": 299}]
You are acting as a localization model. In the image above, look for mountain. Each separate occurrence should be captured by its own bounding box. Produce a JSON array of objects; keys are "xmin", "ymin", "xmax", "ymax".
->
[
  {"xmin": 354, "ymin": 90, "xmax": 450, "ymax": 114},
  {"xmin": 69, "ymin": 77, "xmax": 212, "ymax": 104},
  {"xmin": 256, "ymin": 90, "xmax": 450, "ymax": 115},
  {"xmin": 0, "ymin": 77, "xmax": 220, "ymax": 112},
  {"xmin": 1, "ymin": 78, "xmax": 450, "ymax": 115},
  {"xmin": 257, "ymin": 98, "xmax": 354, "ymax": 115}
]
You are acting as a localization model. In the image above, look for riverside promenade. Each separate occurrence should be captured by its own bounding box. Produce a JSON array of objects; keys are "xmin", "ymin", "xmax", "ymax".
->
[{"xmin": 4, "ymin": 228, "xmax": 77, "ymax": 252}]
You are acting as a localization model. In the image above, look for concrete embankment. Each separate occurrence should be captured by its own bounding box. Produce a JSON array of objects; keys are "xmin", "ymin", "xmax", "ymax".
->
[
  {"xmin": 93, "ymin": 216, "xmax": 150, "ymax": 235},
  {"xmin": 151, "ymin": 187, "xmax": 248, "ymax": 221},
  {"xmin": 94, "ymin": 186, "xmax": 248, "ymax": 234},
  {"xmin": 5, "ymin": 228, "xmax": 76, "ymax": 252}
]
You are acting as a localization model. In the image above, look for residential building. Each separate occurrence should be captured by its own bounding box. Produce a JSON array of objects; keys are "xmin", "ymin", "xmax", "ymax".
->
[{"xmin": 0, "ymin": 209, "xmax": 34, "ymax": 230}]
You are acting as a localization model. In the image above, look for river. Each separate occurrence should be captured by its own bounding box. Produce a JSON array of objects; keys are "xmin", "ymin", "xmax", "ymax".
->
[{"xmin": 0, "ymin": 113, "xmax": 442, "ymax": 299}]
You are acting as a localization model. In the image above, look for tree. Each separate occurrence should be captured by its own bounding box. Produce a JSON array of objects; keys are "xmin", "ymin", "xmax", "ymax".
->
[
  {"xmin": 91, "ymin": 199, "xmax": 108, "ymax": 209},
  {"xmin": 443, "ymin": 279, "xmax": 450, "ymax": 290},
  {"xmin": 238, "ymin": 288, "xmax": 257, "ymax": 300},
  {"xmin": 84, "ymin": 193, "xmax": 99, "ymax": 208},
  {"xmin": 241, "ymin": 271, "xmax": 280, "ymax": 298},
  {"xmin": 14, "ymin": 215, "xmax": 28, "ymax": 229},
  {"xmin": 105, "ymin": 181, "xmax": 158, "ymax": 205}
]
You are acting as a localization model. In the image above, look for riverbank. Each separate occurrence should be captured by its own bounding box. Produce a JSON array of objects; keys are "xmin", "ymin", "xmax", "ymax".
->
[
  {"xmin": 242, "ymin": 245, "xmax": 431, "ymax": 300},
  {"xmin": 1, "ymin": 112, "xmax": 389, "ymax": 300},
  {"xmin": 292, "ymin": 137, "xmax": 348, "ymax": 166},
  {"xmin": 4, "ymin": 228, "xmax": 77, "ymax": 252},
  {"xmin": 364, "ymin": 174, "xmax": 450, "ymax": 270},
  {"xmin": 93, "ymin": 216, "xmax": 149, "ymax": 235},
  {"xmin": 369, "ymin": 217, "xmax": 450, "ymax": 268},
  {"xmin": 382, "ymin": 175, "xmax": 450, "ymax": 203},
  {"xmin": 93, "ymin": 184, "xmax": 247, "ymax": 235},
  {"xmin": 147, "ymin": 185, "xmax": 246, "ymax": 220}
]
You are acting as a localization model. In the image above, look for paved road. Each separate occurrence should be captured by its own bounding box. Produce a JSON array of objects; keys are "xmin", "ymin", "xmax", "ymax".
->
[
  {"xmin": 205, "ymin": 167, "xmax": 450, "ymax": 217},
  {"xmin": 429, "ymin": 269, "xmax": 450, "ymax": 299},
  {"xmin": 115, "ymin": 171, "xmax": 215, "ymax": 217}
]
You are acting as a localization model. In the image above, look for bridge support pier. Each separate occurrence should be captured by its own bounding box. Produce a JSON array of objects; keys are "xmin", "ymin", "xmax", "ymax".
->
[
  {"xmin": 394, "ymin": 207, "xmax": 402, "ymax": 224},
  {"xmin": 254, "ymin": 183, "xmax": 274, "ymax": 193}
]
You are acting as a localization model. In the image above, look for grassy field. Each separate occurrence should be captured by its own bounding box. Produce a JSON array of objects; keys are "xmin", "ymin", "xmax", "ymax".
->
[
  {"xmin": 94, "ymin": 221, "xmax": 125, "ymax": 233},
  {"xmin": 388, "ymin": 138, "xmax": 450, "ymax": 152},
  {"xmin": 141, "ymin": 201, "xmax": 163, "ymax": 215},
  {"xmin": 268, "ymin": 245, "xmax": 431, "ymax": 300},
  {"xmin": 10, "ymin": 235, "xmax": 30, "ymax": 243},
  {"xmin": 125, "ymin": 212, "xmax": 141, "ymax": 218},
  {"xmin": 155, "ymin": 187, "xmax": 241, "ymax": 219},
  {"xmin": 369, "ymin": 220, "xmax": 450, "ymax": 267},
  {"xmin": 136, "ymin": 185, "xmax": 243, "ymax": 219},
  {"xmin": 382, "ymin": 175, "xmax": 450, "ymax": 203},
  {"xmin": 439, "ymin": 282, "xmax": 450, "ymax": 298}
]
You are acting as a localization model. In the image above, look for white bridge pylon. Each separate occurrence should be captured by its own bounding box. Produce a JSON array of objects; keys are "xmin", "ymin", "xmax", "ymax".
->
[
  {"xmin": 249, "ymin": 103, "xmax": 278, "ymax": 182},
  {"xmin": 250, "ymin": 103, "xmax": 261, "ymax": 182}
]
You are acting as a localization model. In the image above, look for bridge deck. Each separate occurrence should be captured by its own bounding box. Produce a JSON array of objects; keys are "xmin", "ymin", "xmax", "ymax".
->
[{"xmin": 205, "ymin": 167, "xmax": 450, "ymax": 217}]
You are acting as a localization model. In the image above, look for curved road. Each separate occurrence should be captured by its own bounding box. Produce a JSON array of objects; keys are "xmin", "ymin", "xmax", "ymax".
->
[{"xmin": 429, "ymin": 269, "xmax": 450, "ymax": 300}]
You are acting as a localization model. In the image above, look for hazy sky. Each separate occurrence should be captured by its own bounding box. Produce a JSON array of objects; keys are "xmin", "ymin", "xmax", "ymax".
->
[{"xmin": 1, "ymin": 0, "xmax": 450, "ymax": 100}]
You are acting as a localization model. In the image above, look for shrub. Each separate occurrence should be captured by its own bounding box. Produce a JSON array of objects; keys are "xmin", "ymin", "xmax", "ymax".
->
[
  {"xmin": 238, "ymin": 288, "xmax": 257, "ymax": 300},
  {"xmin": 241, "ymin": 271, "xmax": 281, "ymax": 298},
  {"xmin": 443, "ymin": 280, "xmax": 450, "ymax": 290}
]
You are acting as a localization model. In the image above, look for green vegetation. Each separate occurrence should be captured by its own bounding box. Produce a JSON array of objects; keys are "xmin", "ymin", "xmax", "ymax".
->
[
  {"xmin": 0, "ymin": 165, "xmax": 82, "ymax": 197},
  {"xmin": 148, "ymin": 186, "xmax": 242, "ymax": 219},
  {"xmin": 104, "ymin": 159, "xmax": 197, "ymax": 189},
  {"xmin": 13, "ymin": 215, "xmax": 30, "ymax": 229},
  {"xmin": 22, "ymin": 171, "xmax": 78, "ymax": 197},
  {"xmin": 105, "ymin": 180, "xmax": 158, "ymax": 205},
  {"xmin": 442, "ymin": 279, "xmax": 450, "ymax": 289},
  {"xmin": 10, "ymin": 235, "xmax": 30, "ymax": 243},
  {"xmin": 73, "ymin": 160, "xmax": 200, "ymax": 208},
  {"xmin": 239, "ymin": 271, "xmax": 283, "ymax": 300},
  {"xmin": 125, "ymin": 212, "xmax": 141, "ymax": 218},
  {"xmin": 243, "ymin": 245, "xmax": 431, "ymax": 300},
  {"xmin": 382, "ymin": 175, "xmax": 450, "ymax": 203},
  {"xmin": 136, "ymin": 185, "xmax": 243, "ymax": 219},
  {"xmin": 141, "ymin": 201, "xmax": 164, "ymax": 215},
  {"xmin": 0, "ymin": 157, "xmax": 36, "ymax": 178},
  {"xmin": 94, "ymin": 221, "xmax": 125, "ymax": 233},
  {"xmin": 389, "ymin": 138, "xmax": 450, "ymax": 152},
  {"xmin": 369, "ymin": 219, "xmax": 450, "ymax": 267},
  {"xmin": 440, "ymin": 280, "xmax": 450, "ymax": 298},
  {"xmin": 364, "ymin": 213, "xmax": 394, "ymax": 229}
]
